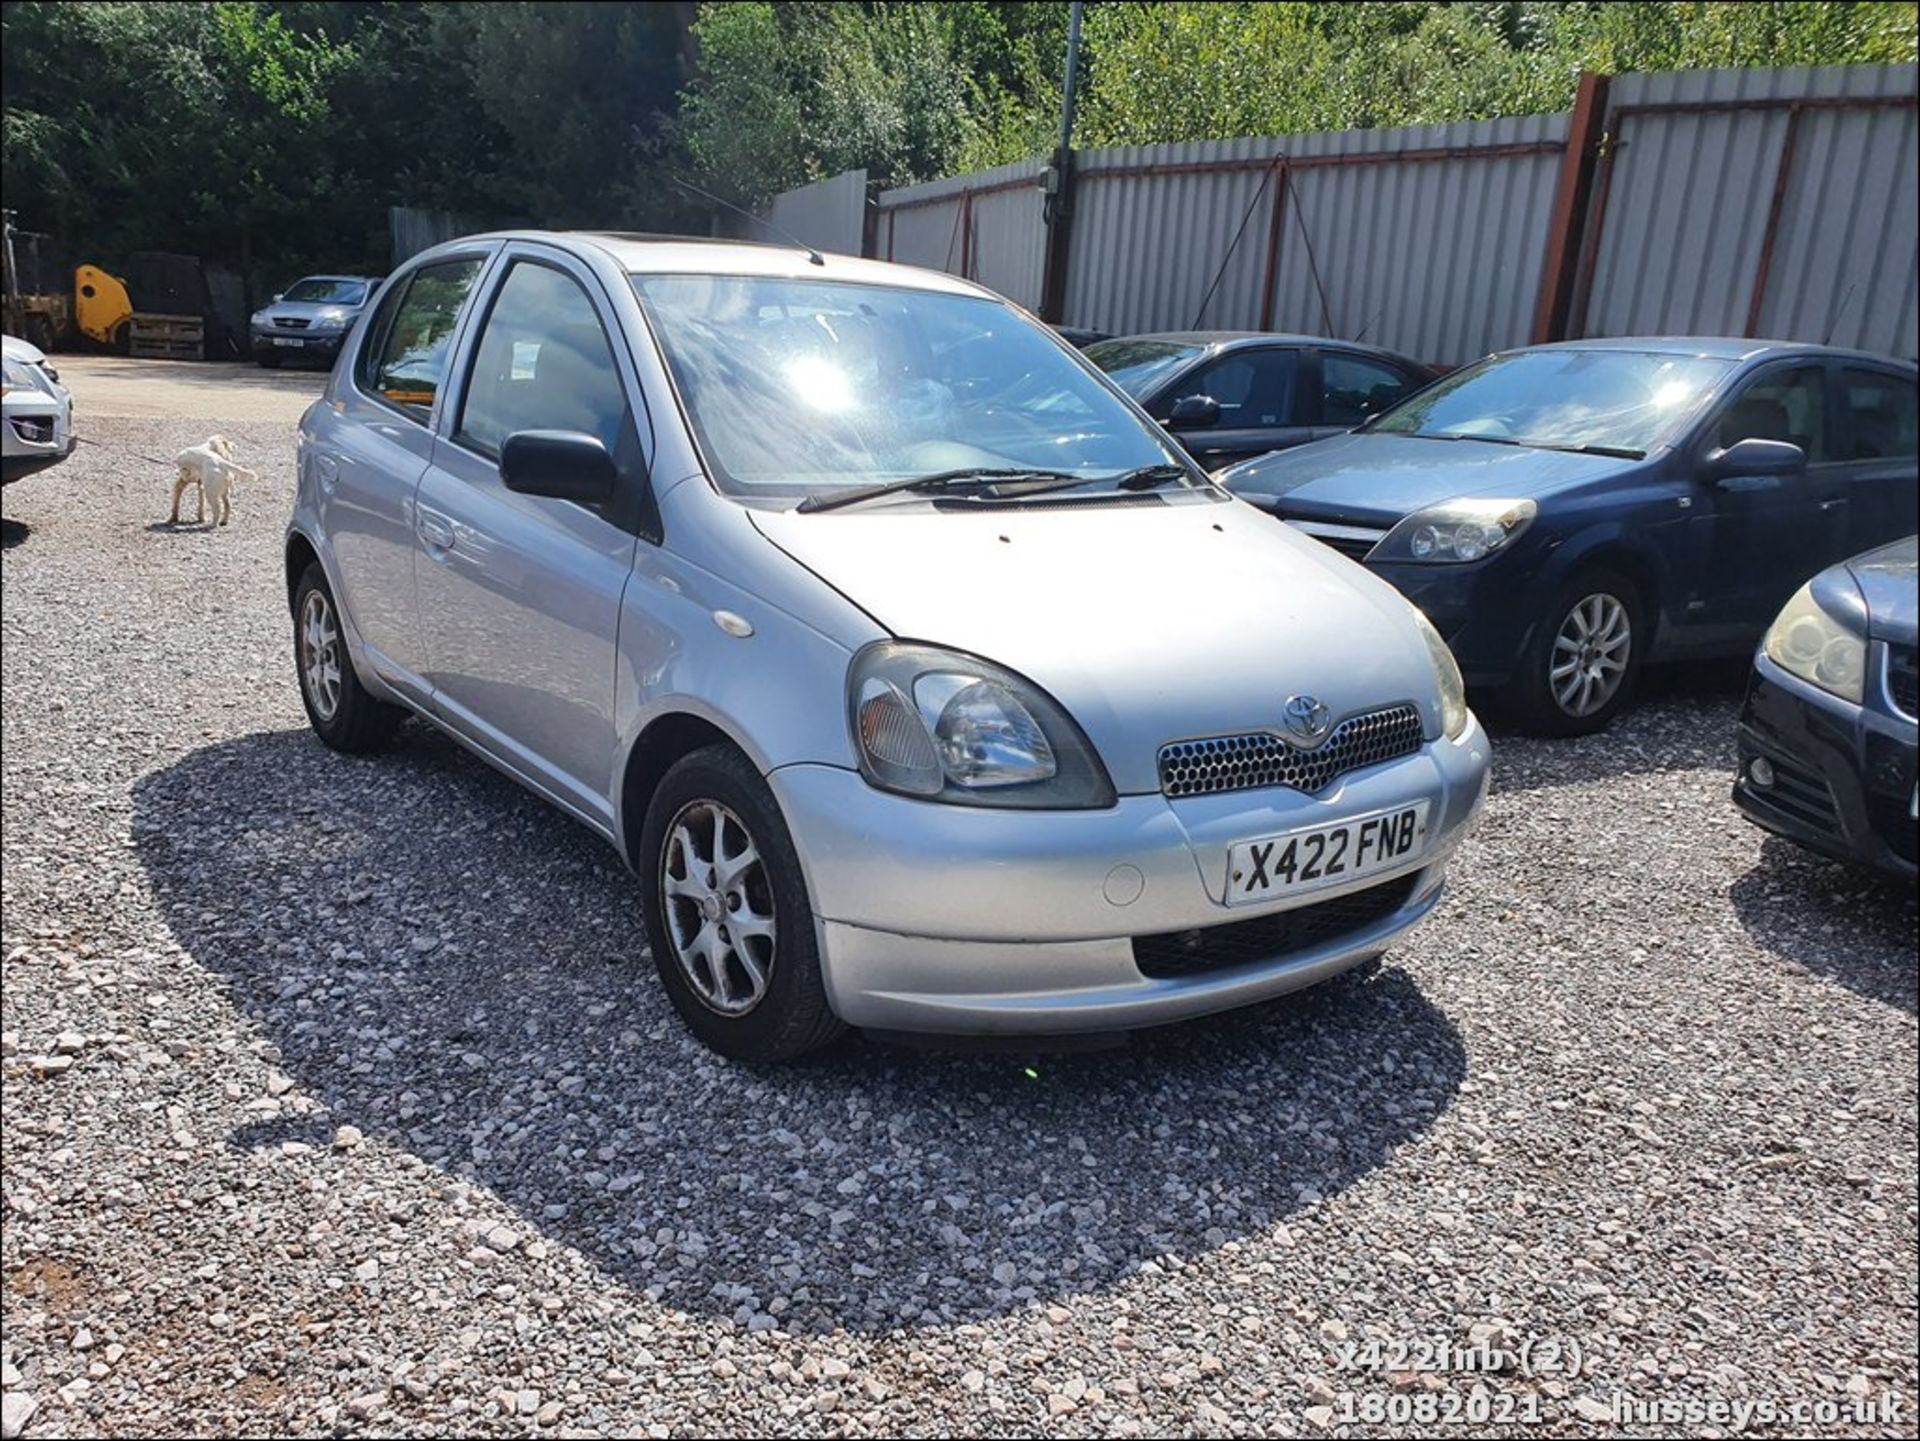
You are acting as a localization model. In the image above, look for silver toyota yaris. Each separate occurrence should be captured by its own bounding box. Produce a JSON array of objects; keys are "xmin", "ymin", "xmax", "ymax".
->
[{"xmin": 287, "ymin": 232, "xmax": 1490, "ymax": 1060}]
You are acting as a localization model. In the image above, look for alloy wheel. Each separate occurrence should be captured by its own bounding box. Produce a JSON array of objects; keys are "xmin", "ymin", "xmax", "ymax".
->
[
  {"xmin": 660, "ymin": 800, "xmax": 777, "ymax": 1016},
  {"xmin": 1550, "ymin": 592, "xmax": 1631, "ymax": 718},
  {"xmin": 300, "ymin": 589, "xmax": 343, "ymax": 722}
]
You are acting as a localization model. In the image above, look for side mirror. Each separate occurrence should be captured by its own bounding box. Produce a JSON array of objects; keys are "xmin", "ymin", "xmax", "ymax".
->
[
  {"xmin": 1702, "ymin": 437, "xmax": 1805, "ymax": 483},
  {"xmin": 271, "ymin": 292, "xmax": 284, "ymax": 303},
  {"xmin": 1168, "ymin": 394, "xmax": 1221, "ymax": 430},
  {"xmin": 500, "ymin": 429, "xmax": 617, "ymax": 505}
]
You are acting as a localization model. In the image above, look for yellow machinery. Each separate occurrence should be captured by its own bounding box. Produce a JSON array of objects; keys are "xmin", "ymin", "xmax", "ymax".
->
[{"xmin": 75, "ymin": 264, "xmax": 133, "ymax": 348}]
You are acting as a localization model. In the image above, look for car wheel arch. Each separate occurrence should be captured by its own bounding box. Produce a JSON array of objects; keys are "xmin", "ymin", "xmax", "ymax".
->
[
  {"xmin": 1533, "ymin": 534, "xmax": 1665, "ymax": 652},
  {"xmin": 617, "ymin": 711, "xmax": 761, "ymax": 869},
  {"xmin": 285, "ymin": 531, "xmax": 323, "ymax": 614}
]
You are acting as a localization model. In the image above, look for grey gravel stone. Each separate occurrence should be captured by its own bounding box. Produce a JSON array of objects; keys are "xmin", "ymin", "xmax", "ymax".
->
[{"xmin": 1, "ymin": 395, "xmax": 1914, "ymax": 1438}]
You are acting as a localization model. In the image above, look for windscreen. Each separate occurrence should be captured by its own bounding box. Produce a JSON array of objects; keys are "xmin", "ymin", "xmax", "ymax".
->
[
  {"xmin": 631, "ymin": 274, "xmax": 1186, "ymax": 499},
  {"xmin": 1085, "ymin": 338, "xmax": 1204, "ymax": 399},
  {"xmin": 284, "ymin": 278, "xmax": 368, "ymax": 304},
  {"xmin": 1370, "ymin": 349, "xmax": 1734, "ymax": 455}
]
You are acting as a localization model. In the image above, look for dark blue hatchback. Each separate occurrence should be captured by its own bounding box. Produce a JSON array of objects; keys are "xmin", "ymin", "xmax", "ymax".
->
[{"xmin": 1222, "ymin": 340, "xmax": 1919, "ymax": 734}]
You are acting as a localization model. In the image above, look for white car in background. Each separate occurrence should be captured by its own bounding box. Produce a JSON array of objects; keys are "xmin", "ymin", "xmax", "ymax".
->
[{"xmin": 2, "ymin": 333, "xmax": 74, "ymax": 484}]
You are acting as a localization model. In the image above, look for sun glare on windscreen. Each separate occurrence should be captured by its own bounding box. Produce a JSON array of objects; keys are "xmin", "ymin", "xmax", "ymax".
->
[{"xmin": 783, "ymin": 353, "xmax": 856, "ymax": 413}]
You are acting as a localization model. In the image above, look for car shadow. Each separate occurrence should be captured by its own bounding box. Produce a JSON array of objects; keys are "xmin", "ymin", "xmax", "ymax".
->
[
  {"xmin": 1728, "ymin": 838, "xmax": 1918, "ymax": 1015},
  {"xmin": 1485, "ymin": 658, "xmax": 1751, "ymax": 794},
  {"xmin": 131, "ymin": 726, "xmax": 1466, "ymax": 1334},
  {"xmin": 1, "ymin": 516, "xmax": 30, "ymax": 549}
]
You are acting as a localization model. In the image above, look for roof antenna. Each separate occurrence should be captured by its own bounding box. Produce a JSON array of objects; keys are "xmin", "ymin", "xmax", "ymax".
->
[
  {"xmin": 669, "ymin": 174, "xmax": 825, "ymax": 266},
  {"xmin": 1821, "ymin": 281, "xmax": 1856, "ymax": 346}
]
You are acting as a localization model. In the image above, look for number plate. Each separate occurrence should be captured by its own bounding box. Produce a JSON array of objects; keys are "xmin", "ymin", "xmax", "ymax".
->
[
  {"xmin": 272, "ymin": 337, "xmax": 304, "ymax": 347},
  {"xmin": 1226, "ymin": 801, "xmax": 1430, "ymax": 906}
]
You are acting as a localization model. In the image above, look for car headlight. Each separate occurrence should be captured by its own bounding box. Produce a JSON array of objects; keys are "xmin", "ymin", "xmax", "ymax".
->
[
  {"xmin": 313, "ymin": 308, "xmax": 351, "ymax": 328},
  {"xmin": 250, "ymin": 310, "xmax": 270, "ymax": 327},
  {"xmin": 2, "ymin": 358, "xmax": 42, "ymax": 395},
  {"xmin": 847, "ymin": 642, "xmax": 1116, "ymax": 808},
  {"xmin": 1411, "ymin": 607, "xmax": 1470, "ymax": 740},
  {"xmin": 1764, "ymin": 581, "xmax": 1866, "ymax": 703},
  {"xmin": 1371, "ymin": 497, "xmax": 1537, "ymax": 564}
]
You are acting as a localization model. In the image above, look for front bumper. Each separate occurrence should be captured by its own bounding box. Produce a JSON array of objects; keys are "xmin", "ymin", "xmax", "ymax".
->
[
  {"xmin": 1733, "ymin": 651, "xmax": 1917, "ymax": 879},
  {"xmin": 1365, "ymin": 557, "xmax": 1543, "ymax": 691},
  {"xmin": 1, "ymin": 389, "xmax": 76, "ymax": 483},
  {"xmin": 252, "ymin": 328, "xmax": 346, "ymax": 360},
  {"xmin": 771, "ymin": 717, "xmax": 1490, "ymax": 1034}
]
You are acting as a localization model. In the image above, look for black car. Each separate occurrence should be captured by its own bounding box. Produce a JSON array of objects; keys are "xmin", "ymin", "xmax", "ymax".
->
[
  {"xmin": 1086, "ymin": 331, "xmax": 1435, "ymax": 472},
  {"xmin": 1734, "ymin": 536, "xmax": 1917, "ymax": 878},
  {"xmin": 1223, "ymin": 339, "xmax": 1920, "ymax": 735}
]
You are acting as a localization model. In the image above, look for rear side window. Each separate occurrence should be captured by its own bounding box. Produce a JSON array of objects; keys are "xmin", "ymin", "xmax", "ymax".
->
[
  {"xmin": 457, "ymin": 262, "xmax": 630, "ymax": 458},
  {"xmin": 356, "ymin": 257, "xmax": 484, "ymax": 419},
  {"xmin": 1322, "ymin": 352, "xmax": 1414, "ymax": 426},
  {"xmin": 1839, "ymin": 368, "xmax": 1917, "ymax": 459},
  {"xmin": 1716, "ymin": 365, "xmax": 1829, "ymax": 462}
]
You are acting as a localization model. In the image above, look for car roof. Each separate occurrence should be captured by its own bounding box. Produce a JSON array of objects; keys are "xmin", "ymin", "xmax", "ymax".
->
[
  {"xmin": 1112, "ymin": 330, "xmax": 1417, "ymax": 361},
  {"xmin": 427, "ymin": 230, "xmax": 995, "ymax": 301},
  {"xmin": 1520, "ymin": 336, "xmax": 1915, "ymax": 369}
]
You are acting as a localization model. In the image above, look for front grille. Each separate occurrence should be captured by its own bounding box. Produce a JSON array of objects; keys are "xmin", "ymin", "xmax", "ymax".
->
[
  {"xmin": 1320, "ymin": 535, "xmax": 1376, "ymax": 562},
  {"xmin": 1133, "ymin": 872, "xmax": 1418, "ymax": 979},
  {"xmin": 277, "ymin": 317, "xmax": 311, "ymax": 330},
  {"xmin": 1158, "ymin": 703, "xmax": 1424, "ymax": 799},
  {"xmin": 1886, "ymin": 644, "xmax": 1917, "ymax": 722}
]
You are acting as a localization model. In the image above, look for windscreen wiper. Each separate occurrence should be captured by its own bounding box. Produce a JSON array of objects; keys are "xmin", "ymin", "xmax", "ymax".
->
[
  {"xmin": 936, "ymin": 462, "xmax": 1196, "ymax": 502},
  {"xmin": 1420, "ymin": 433, "xmax": 1645, "ymax": 460},
  {"xmin": 796, "ymin": 467, "xmax": 1081, "ymax": 514}
]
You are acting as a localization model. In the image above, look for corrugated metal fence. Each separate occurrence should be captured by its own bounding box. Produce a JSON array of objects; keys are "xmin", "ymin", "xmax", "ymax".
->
[
  {"xmin": 779, "ymin": 62, "xmax": 1916, "ymax": 364},
  {"xmin": 1575, "ymin": 65, "xmax": 1918, "ymax": 358}
]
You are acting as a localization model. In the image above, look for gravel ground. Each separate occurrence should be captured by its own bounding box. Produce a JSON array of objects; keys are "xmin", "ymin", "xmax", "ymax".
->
[{"xmin": 3, "ymin": 392, "xmax": 1916, "ymax": 1438}]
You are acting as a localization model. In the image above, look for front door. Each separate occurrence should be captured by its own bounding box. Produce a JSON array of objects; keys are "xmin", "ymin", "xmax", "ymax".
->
[
  {"xmin": 412, "ymin": 251, "xmax": 642, "ymax": 831},
  {"xmin": 1161, "ymin": 347, "xmax": 1312, "ymax": 469},
  {"xmin": 1692, "ymin": 361, "xmax": 1849, "ymax": 642}
]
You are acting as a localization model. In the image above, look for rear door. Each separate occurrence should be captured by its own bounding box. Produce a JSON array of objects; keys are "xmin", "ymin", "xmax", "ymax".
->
[
  {"xmin": 1310, "ymin": 349, "xmax": 1425, "ymax": 441},
  {"xmin": 1829, "ymin": 363, "xmax": 1919, "ymax": 552},
  {"xmin": 1156, "ymin": 346, "xmax": 1311, "ymax": 469},
  {"xmin": 313, "ymin": 252, "xmax": 491, "ymax": 703},
  {"xmin": 412, "ymin": 245, "xmax": 644, "ymax": 833}
]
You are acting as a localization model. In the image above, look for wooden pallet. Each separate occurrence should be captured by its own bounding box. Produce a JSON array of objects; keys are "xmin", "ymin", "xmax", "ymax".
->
[{"xmin": 129, "ymin": 311, "xmax": 203, "ymax": 360}]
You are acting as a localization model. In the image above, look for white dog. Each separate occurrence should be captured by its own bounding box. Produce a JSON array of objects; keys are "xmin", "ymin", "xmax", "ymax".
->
[{"xmin": 171, "ymin": 435, "xmax": 245, "ymax": 526}]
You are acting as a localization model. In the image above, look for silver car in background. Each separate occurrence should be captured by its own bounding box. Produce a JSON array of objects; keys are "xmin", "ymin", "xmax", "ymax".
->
[
  {"xmin": 251, "ymin": 274, "xmax": 378, "ymax": 368},
  {"xmin": 2, "ymin": 332, "xmax": 74, "ymax": 484},
  {"xmin": 287, "ymin": 232, "xmax": 1490, "ymax": 1060}
]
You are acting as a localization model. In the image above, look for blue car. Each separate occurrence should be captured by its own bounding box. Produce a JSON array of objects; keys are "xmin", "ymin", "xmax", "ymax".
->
[
  {"xmin": 1734, "ymin": 537, "xmax": 1916, "ymax": 879},
  {"xmin": 1222, "ymin": 340, "xmax": 1919, "ymax": 734}
]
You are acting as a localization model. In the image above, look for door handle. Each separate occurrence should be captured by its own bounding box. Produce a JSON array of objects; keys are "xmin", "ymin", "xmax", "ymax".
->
[
  {"xmin": 1818, "ymin": 497, "xmax": 1848, "ymax": 512},
  {"xmin": 416, "ymin": 511, "xmax": 456, "ymax": 550}
]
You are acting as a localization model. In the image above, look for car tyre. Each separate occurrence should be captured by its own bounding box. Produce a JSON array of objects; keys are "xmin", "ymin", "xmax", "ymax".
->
[
  {"xmin": 293, "ymin": 563, "xmax": 404, "ymax": 752},
  {"xmin": 1509, "ymin": 566, "xmax": 1645, "ymax": 737},
  {"xmin": 640, "ymin": 745, "xmax": 846, "ymax": 1062}
]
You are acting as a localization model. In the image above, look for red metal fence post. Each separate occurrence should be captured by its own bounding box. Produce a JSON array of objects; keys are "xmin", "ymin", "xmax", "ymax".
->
[{"xmin": 1531, "ymin": 71, "xmax": 1611, "ymax": 344}]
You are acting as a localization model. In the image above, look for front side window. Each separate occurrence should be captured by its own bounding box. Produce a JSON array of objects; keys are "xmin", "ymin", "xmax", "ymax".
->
[
  {"xmin": 459, "ymin": 262, "xmax": 630, "ymax": 458},
  {"xmin": 1838, "ymin": 367, "xmax": 1917, "ymax": 459},
  {"xmin": 632, "ymin": 275, "xmax": 1186, "ymax": 499},
  {"xmin": 1172, "ymin": 349, "xmax": 1297, "ymax": 426},
  {"xmin": 1716, "ymin": 365, "xmax": 1828, "ymax": 462},
  {"xmin": 285, "ymin": 277, "xmax": 368, "ymax": 306},
  {"xmin": 1372, "ymin": 349, "xmax": 1733, "ymax": 456},
  {"xmin": 1322, "ymin": 352, "xmax": 1414, "ymax": 426},
  {"xmin": 360, "ymin": 257, "xmax": 484, "ymax": 419}
]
